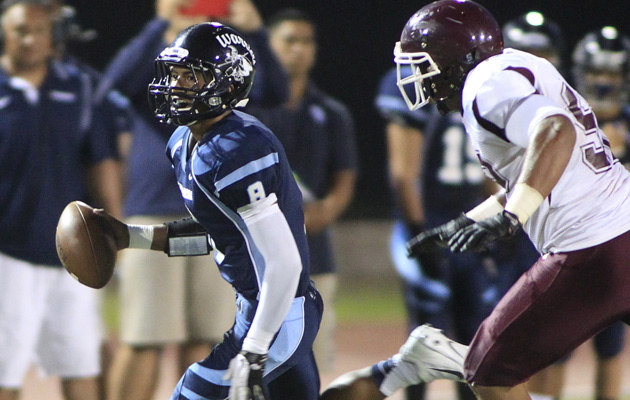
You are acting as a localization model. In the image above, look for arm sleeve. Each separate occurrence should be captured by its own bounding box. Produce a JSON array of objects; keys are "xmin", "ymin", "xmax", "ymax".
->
[{"xmin": 237, "ymin": 193, "xmax": 302, "ymax": 353}]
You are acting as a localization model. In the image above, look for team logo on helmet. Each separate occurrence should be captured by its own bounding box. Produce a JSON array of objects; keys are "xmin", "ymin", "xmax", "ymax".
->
[
  {"xmin": 225, "ymin": 45, "xmax": 253, "ymax": 83},
  {"xmin": 158, "ymin": 47, "xmax": 190, "ymax": 63}
]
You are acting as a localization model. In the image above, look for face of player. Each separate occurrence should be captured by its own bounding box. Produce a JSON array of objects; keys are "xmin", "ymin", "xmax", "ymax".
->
[
  {"xmin": 168, "ymin": 64, "xmax": 212, "ymax": 113},
  {"xmin": 1, "ymin": 4, "xmax": 53, "ymax": 71},
  {"xmin": 269, "ymin": 19, "xmax": 316, "ymax": 79}
]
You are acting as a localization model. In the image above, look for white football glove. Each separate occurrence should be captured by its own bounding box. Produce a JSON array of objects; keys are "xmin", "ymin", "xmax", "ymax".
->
[{"xmin": 224, "ymin": 351, "xmax": 268, "ymax": 400}]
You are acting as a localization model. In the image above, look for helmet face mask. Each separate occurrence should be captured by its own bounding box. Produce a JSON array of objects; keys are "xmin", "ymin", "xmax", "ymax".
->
[
  {"xmin": 148, "ymin": 23, "xmax": 256, "ymax": 126},
  {"xmin": 394, "ymin": 0, "xmax": 503, "ymax": 114},
  {"xmin": 394, "ymin": 42, "xmax": 441, "ymax": 111}
]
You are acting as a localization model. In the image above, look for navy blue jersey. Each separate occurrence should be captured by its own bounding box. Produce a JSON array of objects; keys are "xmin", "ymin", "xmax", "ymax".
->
[
  {"xmin": 376, "ymin": 67, "xmax": 485, "ymax": 225},
  {"xmin": 0, "ymin": 61, "xmax": 117, "ymax": 265},
  {"xmin": 166, "ymin": 111, "xmax": 311, "ymax": 300}
]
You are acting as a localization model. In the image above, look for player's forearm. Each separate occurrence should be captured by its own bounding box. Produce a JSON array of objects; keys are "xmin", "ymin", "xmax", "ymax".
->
[
  {"xmin": 305, "ymin": 170, "xmax": 356, "ymax": 233},
  {"xmin": 465, "ymin": 191, "xmax": 505, "ymax": 221}
]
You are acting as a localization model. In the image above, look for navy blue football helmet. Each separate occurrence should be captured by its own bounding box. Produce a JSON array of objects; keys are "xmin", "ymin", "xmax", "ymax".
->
[
  {"xmin": 572, "ymin": 26, "xmax": 630, "ymax": 115},
  {"xmin": 148, "ymin": 22, "xmax": 256, "ymax": 126}
]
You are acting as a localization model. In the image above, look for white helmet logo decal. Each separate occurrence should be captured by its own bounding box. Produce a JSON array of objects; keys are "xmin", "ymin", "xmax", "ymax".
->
[
  {"xmin": 225, "ymin": 46, "xmax": 253, "ymax": 83},
  {"xmin": 159, "ymin": 47, "xmax": 189, "ymax": 62}
]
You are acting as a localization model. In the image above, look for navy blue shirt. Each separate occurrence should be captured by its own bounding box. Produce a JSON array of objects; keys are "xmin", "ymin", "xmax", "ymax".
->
[
  {"xmin": 0, "ymin": 61, "xmax": 118, "ymax": 265},
  {"xmin": 166, "ymin": 111, "xmax": 311, "ymax": 300},
  {"xmin": 97, "ymin": 18, "xmax": 289, "ymax": 218},
  {"xmin": 248, "ymin": 83, "xmax": 358, "ymax": 275},
  {"xmin": 375, "ymin": 67, "xmax": 485, "ymax": 227}
]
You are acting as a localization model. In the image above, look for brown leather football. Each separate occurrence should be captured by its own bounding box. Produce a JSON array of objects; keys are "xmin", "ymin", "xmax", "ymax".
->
[{"xmin": 55, "ymin": 201, "xmax": 116, "ymax": 289}]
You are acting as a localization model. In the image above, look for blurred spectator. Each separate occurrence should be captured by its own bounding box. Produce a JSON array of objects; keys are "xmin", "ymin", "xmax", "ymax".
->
[
  {"xmin": 0, "ymin": 1, "xmax": 122, "ymax": 399},
  {"xmin": 94, "ymin": 1, "xmax": 290, "ymax": 399},
  {"xmin": 247, "ymin": 8, "xmax": 359, "ymax": 372},
  {"xmin": 374, "ymin": 63, "xmax": 537, "ymax": 400}
]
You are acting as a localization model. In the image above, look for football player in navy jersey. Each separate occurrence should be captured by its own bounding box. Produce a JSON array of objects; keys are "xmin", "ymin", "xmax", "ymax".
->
[
  {"xmin": 375, "ymin": 64, "xmax": 537, "ymax": 400},
  {"xmin": 97, "ymin": 22, "xmax": 322, "ymax": 400},
  {"xmin": 97, "ymin": 1, "xmax": 291, "ymax": 399}
]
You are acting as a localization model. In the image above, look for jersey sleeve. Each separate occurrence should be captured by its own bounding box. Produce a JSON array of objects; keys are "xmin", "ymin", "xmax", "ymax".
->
[
  {"xmin": 475, "ymin": 69, "xmax": 572, "ymax": 148},
  {"xmin": 193, "ymin": 137, "xmax": 281, "ymax": 212}
]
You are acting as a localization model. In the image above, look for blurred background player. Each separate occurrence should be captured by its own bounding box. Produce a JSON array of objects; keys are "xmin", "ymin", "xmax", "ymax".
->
[
  {"xmin": 502, "ymin": 11, "xmax": 566, "ymax": 75},
  {"xmin": 573, "ymin": 26, "xmax": 630, "ymax": 170},
  {"xmin": 374, "ymin": 57, "xmax": 537, "ymax": 400},
  {"xmin": 505, "ymin": 16, "xmax": 630, "ymax": 400},
  {"xmin": 94, "ymin": 1, "xmax": 290, "ymax": 399},
  {"xmin": 247, "ymin": 8, "xmax": 358, "ymax": 373},
  {"xmin": 0, "ymin": 0, "xmax": 122, "ymax": 399}
]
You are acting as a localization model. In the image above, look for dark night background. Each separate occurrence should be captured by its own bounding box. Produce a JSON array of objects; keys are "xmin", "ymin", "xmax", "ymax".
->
[{"xmin": 64, "ymin": 0, "xmax": 630, "ymax": 218}]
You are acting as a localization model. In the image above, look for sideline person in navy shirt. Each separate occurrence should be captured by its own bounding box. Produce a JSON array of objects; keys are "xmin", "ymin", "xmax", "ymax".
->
[{"xmin": 0, "ymin": 1, "xmax": 122, "ymax": 399}]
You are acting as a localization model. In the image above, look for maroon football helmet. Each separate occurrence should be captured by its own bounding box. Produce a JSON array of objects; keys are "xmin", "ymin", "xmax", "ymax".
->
[{"xmin": 394, "ymin": 0, "xmax": 503, "ymax": 113}]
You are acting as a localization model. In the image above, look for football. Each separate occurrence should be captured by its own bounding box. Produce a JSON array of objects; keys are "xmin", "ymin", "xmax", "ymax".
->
[{"xmin": 55, "ymin": 201, "xmax": 117, "ymax": 289}]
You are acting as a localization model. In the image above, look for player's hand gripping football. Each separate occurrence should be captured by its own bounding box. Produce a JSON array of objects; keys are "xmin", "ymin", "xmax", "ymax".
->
[
  {"xmin": 92, "ymin": 209, "xmax": 130, "ymax": 250},
  {"xmin": 225, "ymin": 350, "xmax": 268, "ymax": 400},
  {"xmin": 406, "ymin": 213, "xmax": 474, "ymax": 257},
  {"xmin": 448, "ymin": 211, "xmax": 521, "ymax": 253}
]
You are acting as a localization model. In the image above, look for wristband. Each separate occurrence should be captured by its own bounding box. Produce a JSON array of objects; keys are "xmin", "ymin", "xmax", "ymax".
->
[
  {"xmin": 164, "ymin": 218, "xmax": 212, "ymax": 256},
  {"xmin": 504, "ymin": 183, "xmax": 544, "ymax": 224},
  {"xmin": 465, "ymin": 193, "xmax": 504, "ymax": 222},
  {"xmin": 127, "ymin": 224, "xmax": 155, "ymax": 249}
]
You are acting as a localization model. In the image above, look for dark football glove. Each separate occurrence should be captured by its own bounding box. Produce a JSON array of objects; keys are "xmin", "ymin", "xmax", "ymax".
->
[
  {"xmin": 406, "ymin": 213, "xmax": 474, "ymax": 257},
  {"xmin": 225, "ymin": 351, "xmax": 268, "ymax": 400},
  {"xmin": 404, "ymin": 222, "xmax": 443, "ymax": 280},
  {"xmin": 448, "ymin": 210, "xmax": 521, "ymax": 253}
]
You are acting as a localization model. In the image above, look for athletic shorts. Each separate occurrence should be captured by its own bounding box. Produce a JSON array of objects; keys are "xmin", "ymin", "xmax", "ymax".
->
[
  {"xmin": 170, "ymin": 283, "xmax": 323, "ymax": 400},
  {"xmin": 465, "ymin": 229, "xmax": 630, "ymax": 387},
  {"xmin": 118, "ymin": 215, "xmax": 236, "ymax": 345},
  {"xmin": 0, "ymin": 252, "xmax": 103, "ymax": 387}
]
